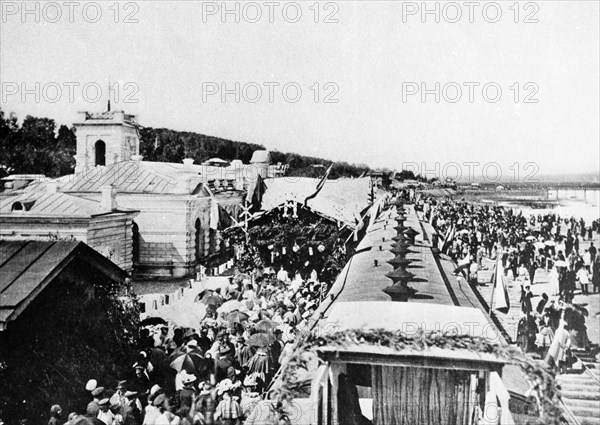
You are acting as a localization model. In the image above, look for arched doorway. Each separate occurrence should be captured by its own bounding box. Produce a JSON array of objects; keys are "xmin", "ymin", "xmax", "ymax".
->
[
  {"xmin": 95, "ymin": 140, "xmax": 106, "ymax": 166},
  {"xmin": 195, "ymin": 218, "xmax": 204, "ymax": 260}
]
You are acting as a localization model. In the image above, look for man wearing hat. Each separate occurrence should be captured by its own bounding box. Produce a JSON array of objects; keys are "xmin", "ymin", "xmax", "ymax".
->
[
  {"xmin": 179, "ymin": 373, "xmax": 197, "ymax": 410},
  {"xmin": 48, "ymin": 405, "xmax": 62, "ymax": 425},
  {"xmin": 197, "ymin": 328, "xmax": 212, "ymax": 353},
  {"xmin": 216, "ymin": 346, "xmax": 237, "ymax": 382},
  {"xmin": 240, "ymin": 374, "xmax": 261, "ymax": 420},
  {"xmin": 131, "ymin": 363, "xmax": 150, "ymax": 407},
  {"xmin": 270, "ymin": 329, "xmax": 284, "ymax": 370},
  {"xmin": 214, "ymin": 380, "xmax": 242, "ymax": 425},
  {"xmin": 84, "ymin": 403, "xmax": 105, "ymax": 425},
  {"xmin": 195, "ymin": 381, "xmax": 216, "ymax": 425},
  {"xmin": 283, "ymin": 305, "xmax": 296, "ymax": 327},
  {"xmin": 91, "ymin": 387, "xmax": 105, "ymax": 403},
  {"xmin": 86, "ymin": 386, "xmax": 104, "ymax": 414},
  {"xmin": 186, "ymin": 338, "xmax": 203, "ymax": 356},
  {"xmin": 216, "ymin": 331, "xmax": 235, "ymax": 361},
  {"xmin": 235, "ymin": 336, "xmax": 253, "ymax": 370},
  {"xmin": 121, "ymin": 391, "xmax": 141, "ymax": 425},
  {"xmin": 142, "ymin": 393, "xmax": 163, "ymax": 425},
  {"xmin": 110, "ymin": 380, "xmax": 128, "ymax": 415},
  {"xmin": 96, "ymin": 399, "xmax": 114, "ymax": 425}
]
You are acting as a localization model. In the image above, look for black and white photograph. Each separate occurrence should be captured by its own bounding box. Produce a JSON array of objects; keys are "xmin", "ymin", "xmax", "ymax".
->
[{"xmin": 1, "ymin": 1, "xmax": 599, "ymax": 424}]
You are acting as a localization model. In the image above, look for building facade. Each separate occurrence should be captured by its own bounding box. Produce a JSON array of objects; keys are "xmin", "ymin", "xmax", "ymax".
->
[
  {"xmin": 0, "ymin": 109, "xmax": 276, "ymax": 280},
  {"xmin": 0, "ymin": 185, "xmax": 138, "ymax": 272}
]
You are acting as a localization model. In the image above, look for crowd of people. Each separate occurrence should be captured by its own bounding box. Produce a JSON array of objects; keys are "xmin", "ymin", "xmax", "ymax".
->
[
  {"xmin": 45, "ymin": 267, "xmax": 327, "ymax": 425},
  {"xmin": 419, "ymin": 196, "xmax": 599, "ymax": 372},
  {"xmin": 42, "ymin": 194, "xmax": 598, "ymax": 424}
]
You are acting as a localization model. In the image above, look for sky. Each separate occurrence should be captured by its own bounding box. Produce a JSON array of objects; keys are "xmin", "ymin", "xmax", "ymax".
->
[{"xmin": 1, "ymin": 0, "xmax": 599, "ymax": 182}]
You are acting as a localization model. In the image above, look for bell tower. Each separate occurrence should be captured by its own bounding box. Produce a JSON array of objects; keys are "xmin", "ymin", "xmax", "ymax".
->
[{"xmin": 73, "ymin": 109, "xmax": 142, "ymax": 173}]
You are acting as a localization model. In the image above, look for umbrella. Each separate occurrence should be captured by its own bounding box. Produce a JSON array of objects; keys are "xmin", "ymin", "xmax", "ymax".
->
[
  {"xmin": 225, "ymin": 310, "xmax": 249, "ymax": 324},
  {"xmin": 255, "ymin": 319, "xmax": 279, "ymax": 333},
  {"xmin": 217, "ymin": 300, "xmax": 245, "ymax": 314},
  {"xmin": 201, "ymin": 295, "xmax": 223, "ymax": 307},
  {"xmin": 193, "ymin": 290, "xmax": 208, "ymax": 302},
  {"xmin": 139, "ymin": 317, "xmax": 168, "ymax": 327},
  {"xmin": 247, "ymin": 333, "xmax": 274, "ymax": 347},
  {"xmin": 544, "ymin": 240, "xmax": 556, "ymax": 246},
  {"xmin": 169, "ymin": 352, "xmax": 205, "ymax": 374},
  {"xmin": 554, "ymin": 260, "xmax": 568, "ymax": 267},
  {"xmin": 233, "ymin": 273, "xmax": 251, "ymax": 284},
  {"xmin": 456, "ymin": 229, "xmax": 469, "ymax": 235},
  {"xmin": 525, "ymin": 236, "xmax": 537, "ymax": 241}
]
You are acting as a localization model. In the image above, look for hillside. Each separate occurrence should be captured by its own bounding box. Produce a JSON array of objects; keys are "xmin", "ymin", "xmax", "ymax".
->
[
  {"xmin": 0, "ymin": 108, "xmax": 372, "ymax": 179},
  {"xmin": 139, "ymin": 126, "xmax": 372, "ymax": 179}
]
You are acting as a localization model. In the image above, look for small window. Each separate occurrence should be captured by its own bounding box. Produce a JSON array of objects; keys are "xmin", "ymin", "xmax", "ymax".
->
[{"xmin": 95, "ymin": 140, "xmax": 106, "ymax": 166}]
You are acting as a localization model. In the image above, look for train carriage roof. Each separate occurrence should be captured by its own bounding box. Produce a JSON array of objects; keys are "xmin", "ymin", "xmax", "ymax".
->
[{"xmin": 315, "ymin": 301, "xmax": 507, "ymax": 367}]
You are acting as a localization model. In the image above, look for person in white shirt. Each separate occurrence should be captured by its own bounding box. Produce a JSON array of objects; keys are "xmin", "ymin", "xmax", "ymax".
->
[
  {"xmin": 577, "ymin": 268, "xmax": 590, "ymax": 294},
  {"xmin": 276, "ymin": 266, "xmax": 289, "ymax": 283},
  {"xmin": 97, "ymin": 399, "xmax": 114, "ymax": 425}
]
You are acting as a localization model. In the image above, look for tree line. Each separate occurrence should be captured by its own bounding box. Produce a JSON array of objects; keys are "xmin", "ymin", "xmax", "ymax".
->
[{"xmin": 0, "ymin": 108, "xmax": 373, "ymax": 180}]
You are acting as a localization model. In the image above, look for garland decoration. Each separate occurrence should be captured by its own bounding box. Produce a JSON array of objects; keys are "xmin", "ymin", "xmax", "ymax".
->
[
  {"xmin": 228, "ymin": 205, "xmax": 349, "ymax": 282},
  {"xmin": 270, "ymin": 328, "xmax": 563, "ymax": 425}
]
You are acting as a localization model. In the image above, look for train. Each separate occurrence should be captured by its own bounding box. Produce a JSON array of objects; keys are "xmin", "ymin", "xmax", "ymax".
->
[{"xmin": 245, "ymin": 199, "xmax": 537, "ymax": 425}]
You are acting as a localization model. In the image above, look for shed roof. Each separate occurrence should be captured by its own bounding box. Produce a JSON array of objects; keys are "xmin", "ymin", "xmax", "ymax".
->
[{"xmin": 0, "ymin": 240, "xmax": 128, "ymax": 330}]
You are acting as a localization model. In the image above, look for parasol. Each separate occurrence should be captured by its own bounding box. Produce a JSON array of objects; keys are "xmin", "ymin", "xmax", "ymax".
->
[
  {"xmin": 247, "ymin": 333, "xmax": 274, "ymax": 347},
  {"xmin": 544, "ymin": 240, "xmax": 556, "ymax": 246},
  {"xmin": 169, "ymin": 352, "xmax": 205, "ymax": 374},
  {"xmin": 201, "ymin": 295, "xmax": 223, "ymax": 307},
  {"xmin": 140, "ymin": 317, "xmax": 168, "ymax": 327},
  {"xmin": 233, "ymin": 273, "xmax": 251, "ymax": 284},
  {"xmin": 554, "ymin": 260, "xmax": 568, "ymax": 268},
  {"xmin": 255, "ymin": 319, "xmax": 279, "ymax": 333},
  {"xmin": 217, "ymin": 300, "xmax": 245, "ymax": 314},
  {"xmin": 225, "ymin": 310, "xmax": 250, "ymax": 324},
  {"xmin": 525, "ymin": 236, "xmax": 537, "ymax": 242},
  {"xmin": 193, "ymin": 290, "xmax": 208, "ymax": 302}
]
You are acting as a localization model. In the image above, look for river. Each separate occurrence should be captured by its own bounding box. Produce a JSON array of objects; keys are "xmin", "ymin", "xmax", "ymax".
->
[{"xmin": 499, "ymin": 189, "xmax": 600, "ymax": 222}]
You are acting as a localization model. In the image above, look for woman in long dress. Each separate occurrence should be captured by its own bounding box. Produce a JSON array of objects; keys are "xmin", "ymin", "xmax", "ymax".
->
[
  {"xmin": 247, "ymin": 347, "xmax": 271, "ymax": 384},
  {"xmin": 549, "ymin": 266, "xmax": 560, "ymax": 296},
  {"xmin": 545, "ymin": 318, "xmax": 572, "ymax": 373},
  {"xmin": 565, "ymin": 305, "xmax": 589, "ymax": 351}
]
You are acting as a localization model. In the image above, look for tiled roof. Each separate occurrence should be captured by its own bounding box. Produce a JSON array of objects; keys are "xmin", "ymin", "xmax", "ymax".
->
[
  {"xmin": 0, "ymin": 192, "xmax": 108, "ymax": 217},
  {"xmin": 0, "ymin": 240, "xmax": 127, "ymax": 329}
]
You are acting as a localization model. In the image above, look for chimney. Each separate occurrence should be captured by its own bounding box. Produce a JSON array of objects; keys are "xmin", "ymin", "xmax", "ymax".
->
[
  {"xmin": 100, "ymin": 185, "xmax": 117, "ymax": 211},
  {"xmin": 47, "ymin": 180, "xmax": 59, "ymax": 194},
  {"xmin": 183, "ymin": 158, "xmax": 195, "ymax": 170}
]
